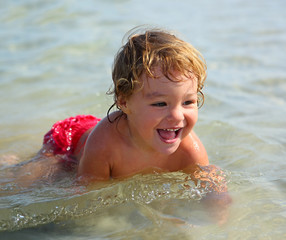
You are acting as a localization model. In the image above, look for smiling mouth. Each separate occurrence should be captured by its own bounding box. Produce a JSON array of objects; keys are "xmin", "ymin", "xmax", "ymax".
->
[{"xmin": 157, "ymin": 128, "xmax": 182, "ymax": 142}]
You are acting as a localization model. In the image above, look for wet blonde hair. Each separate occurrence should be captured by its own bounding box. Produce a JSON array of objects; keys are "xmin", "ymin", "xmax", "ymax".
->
[{"xmin": 107, "ymin": 27, "xmax": 207, "ymax": 122}]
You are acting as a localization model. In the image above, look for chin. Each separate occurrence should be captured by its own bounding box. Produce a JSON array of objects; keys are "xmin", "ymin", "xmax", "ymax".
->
[{"xmin": 157, "ymin": 144, "xmax": 180, "ymax": 155}]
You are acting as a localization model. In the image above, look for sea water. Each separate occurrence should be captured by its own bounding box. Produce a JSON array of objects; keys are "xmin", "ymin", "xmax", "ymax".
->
[{"xmin": 0, "ymin": 0, "xmax": 286, "ymax": 239}]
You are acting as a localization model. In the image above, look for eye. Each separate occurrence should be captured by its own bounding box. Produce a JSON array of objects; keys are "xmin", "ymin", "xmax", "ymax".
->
[
  {"xmin": 151, "ymin": 102, "xmax": 167, "ymax": 107},
  {"xmin": 183, "ymin": 100, "xmax": 196, "ymax": 105}
]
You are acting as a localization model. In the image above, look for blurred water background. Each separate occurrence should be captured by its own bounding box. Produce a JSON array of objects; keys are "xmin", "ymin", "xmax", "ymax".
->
[{"xmin": 0, "ymin": 0, "xmax": 286, "ymax": 239}]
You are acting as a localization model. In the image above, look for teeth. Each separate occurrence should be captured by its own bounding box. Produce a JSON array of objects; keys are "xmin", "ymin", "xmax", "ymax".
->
[{"xmin": 163, "ymin": 129, "xmax": 178, "ymax": 131}]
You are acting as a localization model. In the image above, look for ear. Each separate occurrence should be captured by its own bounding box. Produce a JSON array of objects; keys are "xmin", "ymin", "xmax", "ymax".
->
[{"xmin": 117, "ymin": 96, "xmax": 131, "ymax": 114}]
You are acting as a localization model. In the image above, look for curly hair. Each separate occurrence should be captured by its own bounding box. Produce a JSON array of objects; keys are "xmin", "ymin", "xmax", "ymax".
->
[{"xmin": 107, "ymin": 27, "xmax": 207, "ymax": 122}]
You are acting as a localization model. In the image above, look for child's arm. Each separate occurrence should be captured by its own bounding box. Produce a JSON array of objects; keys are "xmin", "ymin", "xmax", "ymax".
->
[
  {"xmin": 180, "ymin": 130, "xmax": 209, "ymax": 166},
  {"xmin": 77, "ymin": 139, "xmax": 112, "ymax": 183},
  {"xmin": 77, "ymin": 123, "xmax": 113, "ymax": 183},
  {"xmin": 182, "ymin": 131, "xmax": 231, "ymax": 225},
  {"xmin": 190, "ymin": 130, "xmax": 209, "ymax": 165},
  {"xmin": 190, "ymin": 165, "xmax": 232, "ymax": 225}
]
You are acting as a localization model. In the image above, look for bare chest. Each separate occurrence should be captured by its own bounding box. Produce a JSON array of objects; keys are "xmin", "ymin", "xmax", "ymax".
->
[{"xmin": 110, "ymin": 146, "xmax": 191, "ymax": 178}]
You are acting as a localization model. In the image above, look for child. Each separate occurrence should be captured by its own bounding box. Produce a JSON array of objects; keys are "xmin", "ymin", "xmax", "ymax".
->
[
  {"xmin": 39, "ymin": 27, "xmax": 209, "ymax": 182},
  {"xmin": 2, "ymin": 27, "xmax": 231, "ymax": 224}
]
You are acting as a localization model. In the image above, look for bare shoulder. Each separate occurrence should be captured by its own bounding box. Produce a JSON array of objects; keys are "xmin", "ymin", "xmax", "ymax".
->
[
  {"xmin": 179, "ymin": 130, "xmax": 209, "ymax": 166},
  {"xmin": 77, "ymin": 112, "xmax": 123, "ymax": 181}
]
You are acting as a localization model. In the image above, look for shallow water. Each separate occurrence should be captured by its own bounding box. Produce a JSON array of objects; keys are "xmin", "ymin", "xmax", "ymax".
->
[{"xmin": 0, "ymin": 0, "xmax": 286, "ymax": 239}]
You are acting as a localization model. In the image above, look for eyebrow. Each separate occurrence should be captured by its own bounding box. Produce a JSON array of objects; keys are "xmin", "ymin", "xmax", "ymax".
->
[
  {"xmin": 144, "ymin": 91, "xmax": 197, "ymax": 99},
  {"xmin": 144, "ymin": 91, "xmax": 167, "ymax": 99}
]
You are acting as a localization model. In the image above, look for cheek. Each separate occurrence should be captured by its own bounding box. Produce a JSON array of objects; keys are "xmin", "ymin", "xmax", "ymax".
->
[
  {"xmin": 141, "ymin": 116, "xmax": 158, "ymax": 128},
  {"xmin": 135, "ymin": 114, "xmax": 161, "ymax": 133},
  {"xmin": 187, "ymin": 110, "xmax": 198, "ymax": 126},
  {"xmin": 193, "ymin": 110, "xmax": 198, "ymax": 122},
  {"xmin": 128, "ymin": 110, "xmax": 154, "ymax": 128},
  {"xmin": 134, "ymin": 107, "xmax": 161, "ymax": 123}
]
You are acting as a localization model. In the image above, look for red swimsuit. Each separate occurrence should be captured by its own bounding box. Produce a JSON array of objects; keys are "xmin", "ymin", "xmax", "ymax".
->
[{"xmin": 43, "ymin": 115, "xmax": 101, "ymax": 159}]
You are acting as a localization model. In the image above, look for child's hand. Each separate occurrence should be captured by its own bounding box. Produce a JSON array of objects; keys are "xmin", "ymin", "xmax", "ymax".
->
[
  {"xmin": 191, "ymin": 165, "xmax": 229, "ymax": 192},
  {"xmin": 188, "ymin": 165, "xmax": 232, "ymax": 225}
]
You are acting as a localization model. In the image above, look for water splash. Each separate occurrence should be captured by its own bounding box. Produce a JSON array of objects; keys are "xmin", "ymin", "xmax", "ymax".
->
[{"xmin": 0, "ymin": 170, "xmax": 229, "ymax": 232}]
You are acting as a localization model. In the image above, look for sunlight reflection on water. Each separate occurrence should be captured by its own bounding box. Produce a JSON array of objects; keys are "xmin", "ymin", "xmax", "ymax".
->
[
  {"xmin": 0, "ymin": 171, "xmax": 226, "ymax": 232},
  {"xmin": 0, "ymin": 0, "xmax": 286, "ymax": 239}
]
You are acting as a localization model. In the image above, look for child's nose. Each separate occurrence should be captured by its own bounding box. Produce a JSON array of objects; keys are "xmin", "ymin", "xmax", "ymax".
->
[{"xmin": 167, "ymin": 106, "xmax": 184, "ymax": 123}]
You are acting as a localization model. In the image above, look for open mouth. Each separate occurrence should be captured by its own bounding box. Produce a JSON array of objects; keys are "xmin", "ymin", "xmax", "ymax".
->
[{"xmin": 157, "ymin": 128, "xmax": 182, "ymax": 142}]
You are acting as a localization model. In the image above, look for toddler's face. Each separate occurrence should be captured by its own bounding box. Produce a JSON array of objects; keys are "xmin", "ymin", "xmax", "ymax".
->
[{"xmin": 121, "ymin": 67, "xmax": 198, "ymax": 155}]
